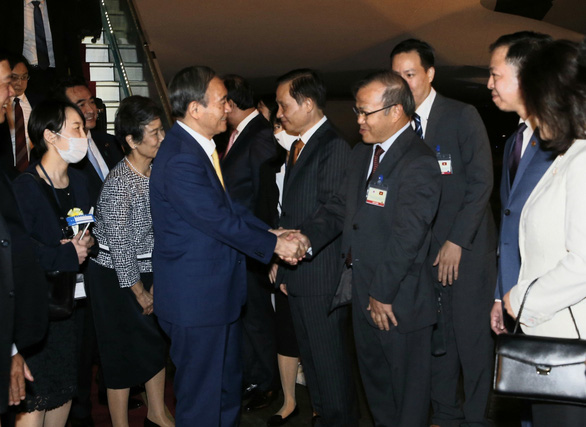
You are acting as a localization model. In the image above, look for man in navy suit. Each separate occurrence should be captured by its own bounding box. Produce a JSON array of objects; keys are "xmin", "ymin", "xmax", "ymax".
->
[
  {"xmin": 487, "ymin": 32, "xmax": 554, "ymax": 334},
  {"xmin": 150, "ymin": 66, "xmax": 306, "ymax": 427}
]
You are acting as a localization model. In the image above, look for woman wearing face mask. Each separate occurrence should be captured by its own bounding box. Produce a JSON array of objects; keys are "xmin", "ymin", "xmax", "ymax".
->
[
  {"xmin": 85, "ymin": 96, "xmax": 173, "ymax": 427},
  {"xmin": 267, "ymin": 117, "xmax": 304, "ymax": 426},
  {"xmin": 12, "ymin": 99, "xmax": 94, "ymax": 427}
]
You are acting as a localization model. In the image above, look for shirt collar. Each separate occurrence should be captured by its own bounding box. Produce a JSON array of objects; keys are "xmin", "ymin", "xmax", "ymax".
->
[
  {"xmin": 300, "ymin": 116, "xmax": 327, "ymax": 144},
  {"xmin": 415, "ymin": 87, "xmax": 436, "ymax": 121},
  {"xmin": 235, "ymin": 109, "xmax": 259, "ymax": 134},
  {"xmin": 377, "ymin": 122, "xmax": 410, "ymax": 153},
  {"xmin": 177, "ymin": 120, "xmax": 216, "ymax": 158}
]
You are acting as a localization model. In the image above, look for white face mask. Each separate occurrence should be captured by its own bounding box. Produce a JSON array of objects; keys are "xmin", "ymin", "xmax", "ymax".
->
[
  {"xmin": 53, "ymin": 132, "xmax": 88, "ymax": 164},
  {"xmin": 274, "ymin": 130, "xmax": 298, "ymax": 152}
]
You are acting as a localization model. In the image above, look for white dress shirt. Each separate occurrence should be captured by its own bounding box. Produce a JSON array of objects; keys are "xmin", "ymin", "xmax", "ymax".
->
[
  {"xmin": 413, "ymin": 88, "xmax": 437, "ymax": 138},
  {"xmin": 23, "ymin": 0, "xmax": 56, "ymax": 68},
  {"xmin": 9, "ymin": 95, "xmax": 33, "ymax": 165},
  {"xmin": 297, "ymin": 116, "xmax": 328, "ymax": 157},
  {"xmin": 177, "ymin": 120, "xmax": 217, "ymax": 166},
  {"xmin": 86, "ymin": 130, "xmax": 111, "ymax": 180}
]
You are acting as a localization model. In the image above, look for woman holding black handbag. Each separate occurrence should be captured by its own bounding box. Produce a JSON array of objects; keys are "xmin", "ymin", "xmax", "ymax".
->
[
  {"xmin": 503, "ymin": 39, "xmax": 586, "ymax": 426},
  {"xmin": 12, "ymin": 99, "xmax": 94, "ymax": 427}
]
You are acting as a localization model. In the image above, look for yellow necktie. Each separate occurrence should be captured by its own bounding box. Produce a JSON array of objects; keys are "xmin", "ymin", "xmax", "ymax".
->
[{"xmin": 211, "ymin": 149, "xmax": 225, "ymax": 189}]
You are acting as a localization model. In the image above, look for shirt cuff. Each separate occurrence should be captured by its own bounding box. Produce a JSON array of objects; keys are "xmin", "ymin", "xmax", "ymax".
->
[{"xmin": 11, "ymin": 343, "xmax": 18, "ymax": 356}]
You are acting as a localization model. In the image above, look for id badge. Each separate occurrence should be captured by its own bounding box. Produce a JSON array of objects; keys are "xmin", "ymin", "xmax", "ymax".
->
[
  {"xmin": 75, "ymin": 273, "xmax": 86, "ymax": 299},
  {"xmin": 437, "ymin": 153, "xmax": 452, "ymax": 175},
  {"xmin": 366, "ymin": 181, "xmax": 388, "ymax": 207}
]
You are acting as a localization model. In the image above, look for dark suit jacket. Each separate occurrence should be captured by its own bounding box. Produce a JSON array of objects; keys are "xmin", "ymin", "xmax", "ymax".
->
[
  {"xmin": 0, "ymin": 0, "xmax": 82, "ymax": 78},
  {"xmin": 496, "ymin": 130, "xmax": 554, "ymax": 299},
  {"xmin": 304, "ymin": 128, "xmax": 441, "ymax": 332},
  {"xmin": 72, "ymin": 131, "xmax": 124, "ymax": 205},
  {"xmin": 150, "ymin": 122, "xmax": 277, "ymax": 327},
  {"xmin": 423, "ymin": 93, "xmax": 497, "ymax": 258},
  {"xmin": 221, "ymin": 114, "xmax": 278, "ymax": 214},
  {"xmin": 277, "ymin": 119, "xmax": 351, "ymax": 297},
  {"xmin": 0, "ymin": 168, "xmax": 48, "ymax": 413}
]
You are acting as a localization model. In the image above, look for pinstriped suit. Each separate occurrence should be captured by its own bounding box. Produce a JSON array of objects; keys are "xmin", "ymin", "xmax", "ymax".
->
[{"xmin": 277, "ymin": 119, "xmax": 358, "ymax": 426}]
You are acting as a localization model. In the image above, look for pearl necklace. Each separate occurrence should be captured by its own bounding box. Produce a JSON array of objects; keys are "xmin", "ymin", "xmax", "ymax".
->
[{"xmin": 125, "ymin": 157, "xmax": 151, "ymax": 179}]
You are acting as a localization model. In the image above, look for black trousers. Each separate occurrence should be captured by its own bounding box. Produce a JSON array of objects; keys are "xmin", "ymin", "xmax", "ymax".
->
[
  {"xmin": 352, "ymin": 300, "xmax": 432, "ymax": 427},
  {"xmin": 241, "ymin": 264, "xmax": 279, "ymax": 392}
]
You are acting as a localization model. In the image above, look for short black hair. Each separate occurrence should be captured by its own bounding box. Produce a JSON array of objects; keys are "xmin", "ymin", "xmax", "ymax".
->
[
  {"xmin": 52, "ymin": 76, "xmax": 91, "ymax": 102},
  {"xmin": 115, "ymin": 95, "xmax": 163, "ymax": 153},
  {"xmin": 0, "ymin": 49, "xmax": 10, "ymax": 63},
  {"xmin": 223, "ymin": 74, "xmax": 254, "ymax": 110},
  {"xmin": 390, "ymin": 39, "xmax": 435, "ymax": 70},
  {"xmin": 520, "ymin": 39, "xmax": 586, "ymax": 154},
  {"xmin": 490, "ymin": 31, "xmax": 552, "ymax": 71},
  {"xmin": 28, "ymin": 99, "xmax": 85, "ymax": 156},
  {"xmin": 353, "ymin": 70, "xmax": 416, "ymax": 117},
  {"xmin": 276, "ymin": 69, "xmax": 326, "ymax": 110},
  {"xmin": 8, "ymin": 53, "xmax": 30, "ymax": 71},
  {"xmin": 168, "ymin": 66, "xmax": 216, "ymax": 118}
]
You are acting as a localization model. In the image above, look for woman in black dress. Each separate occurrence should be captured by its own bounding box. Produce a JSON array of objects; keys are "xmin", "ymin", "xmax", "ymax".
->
[
  {"xmin": 86, "ymin": 96, "xmax": 173, "ymax": 427},
  {"xmin": 13, "ymin": 99, "xmax": 94, "ymax": 427}
]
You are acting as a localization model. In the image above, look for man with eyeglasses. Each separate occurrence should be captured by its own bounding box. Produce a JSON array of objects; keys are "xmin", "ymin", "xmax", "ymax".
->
[
  {"xmin": 302, "ymin": 70, "xmax": 441, "ymax": 426},
  {"xmin": 0, "ymin": 54, "xmax": 41, "ymax": 176},
  {"xmin": 391, "ymin": 39, "xmax": 497, "ymax": 427}
]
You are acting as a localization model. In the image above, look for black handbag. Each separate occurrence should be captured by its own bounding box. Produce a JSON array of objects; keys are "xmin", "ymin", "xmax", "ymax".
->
[
  {"xmin": 46, "ymin": 270, "xmax": 76, "ymax": 320},
  {"xmin": 493, "ymin": 279, "xmax": 586, "ymax": 405}
]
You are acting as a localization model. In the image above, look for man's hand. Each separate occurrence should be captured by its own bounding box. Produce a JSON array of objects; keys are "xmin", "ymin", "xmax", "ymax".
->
[
  {"xmin": 433, "ymin": 240, "xmax": 462, "ymax": 286},
  {"xmin": 9, "ymin": 353, "xmax": 33, "ymax": 405},
  {"xmin": 367, "ymin": 296, "xmax": 398, "ymax": 331},
  {"xmin": 503, "ymin": 291, "xmax": 516, "ymax": 320},
  {"xmin": 274, "ymin": 231, "xmax": 310, "ymax": 265},
  {"xmin": 490, "ymin": 301, "xmax": 507, "ymax": 335},
  {"xmin": 280, "ymin": 284, "xmax": 288, "ymax": 296}
]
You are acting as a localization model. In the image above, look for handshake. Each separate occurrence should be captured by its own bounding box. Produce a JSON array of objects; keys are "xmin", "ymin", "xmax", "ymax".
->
[{"xmin": 271, "ymin": 228, "xmax": 311, "ymax": 265}]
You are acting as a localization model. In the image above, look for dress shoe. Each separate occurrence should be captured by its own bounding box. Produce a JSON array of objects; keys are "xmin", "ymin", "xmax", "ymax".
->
[
  {"xmin": 68, "ymin": 415, "xmax": 95, "ymax": 427},
  {"xmin": 97, "ymin": 391, "xmax": 144, "ymax": 410},
  {"xmin": 312, "ymin": 414, "xmax": 321, "ymax": 426},
  {"xmin": 244, "ymin": 390, "xmax": 278, "ymax": 412},
  {"xmin": 267, "ymin": 406, "xmax": 299, "ymax": 426},
  {"xmin": 144, "ymin": 418, "xmax": 161, "ymax": 427},
  {"xmin": 242, "ymin": 383, "xmax": 259, "ymax": 400}
]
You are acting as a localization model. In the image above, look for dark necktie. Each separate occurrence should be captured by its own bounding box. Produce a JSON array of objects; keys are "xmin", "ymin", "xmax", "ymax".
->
[
  {"xmin": 508, "ymin": 123, "xmax": 527, "ymax": 186},
  {"xmin": 287, "ymin": 139, "xmax": 304, "ymax": 169},
  {"xmin": 346, "ymin": 145, "xmax": 386, "ymax": 267},
  {"xmin": 366, "ymin": 145, "xmax": 385, "ymax": 185},
  {"xmin": 32, "ymin": 1, "xmax": 50, "ymax": 70},
  {"xmin": 413, "ymin": 113, "xmax": 424, "ymax": 139},
  {"xmin": 14, "ymin": 98, "xmax": 29, "ymax": 172}
]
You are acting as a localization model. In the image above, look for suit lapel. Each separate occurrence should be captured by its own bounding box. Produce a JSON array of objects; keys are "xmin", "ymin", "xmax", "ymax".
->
[
  {"xmin": 352, "ymin": 129, "xmax": 414, "ymax": 220},
  {"xmin": 172, "ymin": 124, "xmax": 228, "ymax": 198},
  {"xmin": 422, "ymin": 94, "xmax": 445, "ymax": 150},
  {"xmin": 509, "ymin": 132, "xmax": 539, "ymax": 195},
  {"xmin": 283, "ymin": 121, "xmax": 328, "ymax": 199}
]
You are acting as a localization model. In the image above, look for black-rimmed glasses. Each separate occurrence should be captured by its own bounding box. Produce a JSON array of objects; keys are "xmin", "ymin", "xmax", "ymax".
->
[{"xmin": 352, "ymin": 104, "xmax": 397, "ymax": 118}]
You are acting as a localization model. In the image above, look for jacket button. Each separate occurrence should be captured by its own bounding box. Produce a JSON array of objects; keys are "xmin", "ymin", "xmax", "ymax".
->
[
  {"xmin": 353, "ymin": 224, "xmax": 359, "ymax": 230},
  {"xmin": 8, "ymin": 290, "xmax": 14, "ymax": 298},
  {"xmin": 281, "ymin": 212, "xmax": 286, "ymax": 217},
  {"xmin": 504, "ymin": 209, "xmax": 511, "ymax": 216},
  {"xmin": 341, "ymin": 253, "xmax": 345, "ymax": 258},
  {"xmin": 0, "ymin": 239, "xmax": 9, "ymax": 247}
]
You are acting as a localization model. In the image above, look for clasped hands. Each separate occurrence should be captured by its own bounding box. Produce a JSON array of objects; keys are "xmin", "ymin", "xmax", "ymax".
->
[{"xmin": 270, "ymin": 228, "xmax": 311, "ymax": 265}]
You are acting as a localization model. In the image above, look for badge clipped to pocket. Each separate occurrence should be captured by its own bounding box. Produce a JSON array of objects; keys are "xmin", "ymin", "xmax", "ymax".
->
[
  {"xmin": 366, "ymin": 175, "xmax": 388, "ymax": 207},
  {"xmin": 435, "ymin": 145, "xmax": 453, "ymax": 175}
]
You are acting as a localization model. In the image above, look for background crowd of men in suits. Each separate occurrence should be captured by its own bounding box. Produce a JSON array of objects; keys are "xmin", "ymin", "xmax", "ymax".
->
[{"xmin": 0, "ymin": 2, "xmax": 558, "ymax": 424}]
